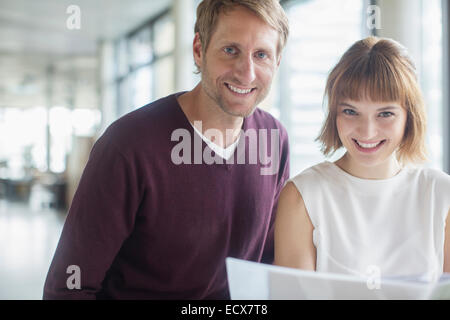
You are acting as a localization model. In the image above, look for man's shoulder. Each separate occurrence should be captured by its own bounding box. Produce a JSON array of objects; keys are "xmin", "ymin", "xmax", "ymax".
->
[
  {"xmin": 114, "ymin": 93, "xmax": 180, "ymax": 129},
  {"xmin": 100, "ymin": 93, "xmax": 183, "ymax": 146},
  {"xmin": 248, "ymin": 107, "xmax": 287, "ymax": 133},
  {"xmin": 105, "ymin": 94, "xmax": 181, "ymax": 135}
]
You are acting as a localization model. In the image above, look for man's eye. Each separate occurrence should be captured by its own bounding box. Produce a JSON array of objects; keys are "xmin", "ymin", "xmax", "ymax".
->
[
  {"xmin": 224, "ymin": 47, "xmax": 236, "ymax": 55},
  {"xmin": 256, "ymin": 51, "xmax": 267, "ymax": 59},
  {"xmin": 343, "ymin": 109, "xmax": 357, "ymax": 115},
  {"xmin": 379, "ymin": 111, "xmax": 394, "ymax": 118}
]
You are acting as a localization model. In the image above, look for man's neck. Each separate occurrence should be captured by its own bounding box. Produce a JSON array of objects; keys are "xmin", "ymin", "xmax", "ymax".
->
[{"xmin": 177, "ymin": 84, "xmax": 244, "ymax": 148}]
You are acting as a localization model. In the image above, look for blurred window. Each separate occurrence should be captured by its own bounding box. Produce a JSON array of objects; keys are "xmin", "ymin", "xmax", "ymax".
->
[
  {"xmin": 421, "ymin": 0, "xmax": 443, "ymax": 170},
  {"xmin": 278, "ymin": 0, "xmax": 364, "ymax": 176},
  {"xmin": 0, "ymin": 107, "xmax": 47, "ymax": 175},
  {"xmin": 129, "ymin": 27, "xmax": 153, "ymax": 69},
  {"xmin": 49, "ymin": 107, "xmax": 71, "ymax": 173},
  {"xmin": 71, "ymin": 108, "xmax": 101, "ymax": 137},
  {"xmin": 277, "ymin": 0, "xmax": 445, "ymax": 175},
  {"xmin": 116, "ymin": 39, "xmax": 129, "ymax": 78},
  {"xmin": 154, "ymin": 56, "xmax": 174, "ymax": 101},
  {"xmin": 132, "ymin": 66, "xmax": 153, "ymax": 109},
  {"xmin": 153, "ymin": 14, "xmax": 175, "ymax": 57},
  {"xmin": 116, "ymin": 10, "xmax": 174, "ymax": 117}
]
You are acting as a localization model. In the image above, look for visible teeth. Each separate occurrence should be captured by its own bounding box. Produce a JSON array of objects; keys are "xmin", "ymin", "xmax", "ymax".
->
[
  {"xmin": 227, "ymin": 84, "xmax": 252, "ymax": 94},
  {"xmin": 356, "ymin": 140, "xmax": 382, "ymax": 148}
]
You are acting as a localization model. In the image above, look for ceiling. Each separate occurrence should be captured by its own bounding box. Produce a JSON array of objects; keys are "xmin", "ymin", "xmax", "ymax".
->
[
  {"xmin": 0, "ymin": 0, "xmax": 172, "ymax": 108},
  {"xmin": 0, "ymin": 0, "xmax": 172, "ymax": 56}
]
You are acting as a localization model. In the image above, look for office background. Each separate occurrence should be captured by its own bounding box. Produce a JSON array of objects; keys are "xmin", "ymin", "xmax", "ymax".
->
[{"xmin": 0, "ymin": 0, "xmax": 448, "ymax": 299}]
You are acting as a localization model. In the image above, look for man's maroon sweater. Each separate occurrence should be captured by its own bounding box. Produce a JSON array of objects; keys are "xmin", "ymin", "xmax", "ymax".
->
[{"xmin": 43, "ymin": 93, "xmax": 289, "ymax": 299}]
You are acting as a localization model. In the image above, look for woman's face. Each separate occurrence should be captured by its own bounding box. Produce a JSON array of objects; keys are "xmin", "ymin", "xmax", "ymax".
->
[{"xmin": 336, "ymin": 98, "xmax": 407, "ymax": 168}]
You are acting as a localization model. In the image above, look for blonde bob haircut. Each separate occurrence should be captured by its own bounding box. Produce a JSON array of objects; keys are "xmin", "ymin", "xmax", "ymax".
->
[
  {"xmin": 317, "ymin": 36, "xmax": 427, "ymax": 165},
  {"xmin": 194, "ymin": 0, "xmax": 289, "ymax": 57}
]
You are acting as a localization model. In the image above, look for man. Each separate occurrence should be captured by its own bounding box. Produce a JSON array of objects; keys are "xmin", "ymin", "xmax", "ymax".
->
[{"xmin": 44, "ymin": 0, "xmax": 290, "ymax": 299}]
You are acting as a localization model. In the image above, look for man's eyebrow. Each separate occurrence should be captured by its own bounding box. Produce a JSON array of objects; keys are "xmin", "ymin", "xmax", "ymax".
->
[
  {"xmin": 219, "ymin": 41, "xmax": 241, "ymax": 48},
  {"xmin": 219, "ymin": 41, "xmax": 276, "ymax": 53}
]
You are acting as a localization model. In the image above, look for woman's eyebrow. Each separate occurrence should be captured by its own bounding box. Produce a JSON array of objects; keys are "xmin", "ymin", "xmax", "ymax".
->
[
  {"xmin": 376, "ymin": 106, "xmax": 400, "ymax": 111},
  {"xmin": 338, "ymin": 103, "xmax": 400, "ymax": 111},
  {"xmin": 338, "ymin": 102, "xmax": 356, "ymax": 108}
]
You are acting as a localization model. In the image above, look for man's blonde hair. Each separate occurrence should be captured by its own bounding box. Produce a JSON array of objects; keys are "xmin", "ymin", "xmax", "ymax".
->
[
  {"xmin": 317, "ymin": 36, "xmax": 427, "ymax": 165},
  {"xmin": 194, "ymin": 0, "xmax": 289, "ymax": 57}
]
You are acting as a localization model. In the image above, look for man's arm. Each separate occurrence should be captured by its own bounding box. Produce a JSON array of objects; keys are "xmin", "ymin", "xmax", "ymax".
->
[{"xmin": 43, "ymin": 133, "xmax": 142, "ymax": 299}]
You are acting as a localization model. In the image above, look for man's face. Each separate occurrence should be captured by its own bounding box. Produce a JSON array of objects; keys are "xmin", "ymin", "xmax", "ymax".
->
[{"xmin": 194, "ymin": 6, "xmax": 280, "ymax": 118}]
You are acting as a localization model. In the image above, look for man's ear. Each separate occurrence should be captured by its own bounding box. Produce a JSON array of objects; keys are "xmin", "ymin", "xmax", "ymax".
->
[
  {"xmin": 276, "ymin": 53, "xmax": 282, "ymax": 68},
  {"xmin": 193, "ymin": 32, "xmax": 203, "ymax": 70}
]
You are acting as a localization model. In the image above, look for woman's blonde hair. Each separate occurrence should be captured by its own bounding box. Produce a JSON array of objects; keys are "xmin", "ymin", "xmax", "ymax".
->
[
  {"xmin": 194, "ymin": 0, "xmax": 289, "ymax": 56},
  {"xmin": 317, "ymin": 36, "xmax": 427, "ymax": 165}
]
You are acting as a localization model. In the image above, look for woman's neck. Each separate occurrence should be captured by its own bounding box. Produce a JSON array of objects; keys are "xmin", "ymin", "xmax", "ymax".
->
[{"xmin": 334, "ymin": 153, "xmax": 403, "ymax": 180}]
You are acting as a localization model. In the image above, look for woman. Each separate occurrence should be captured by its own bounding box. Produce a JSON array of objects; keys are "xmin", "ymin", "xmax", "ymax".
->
[{"xmin": 274, "ymin": 36, "xmax": 450, "ymax": 281}]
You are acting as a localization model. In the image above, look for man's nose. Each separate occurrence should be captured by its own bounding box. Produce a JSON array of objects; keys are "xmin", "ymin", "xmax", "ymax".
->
[{"xmin": 234, "ymin": 55, "xmax": 256, "ymax": 85}]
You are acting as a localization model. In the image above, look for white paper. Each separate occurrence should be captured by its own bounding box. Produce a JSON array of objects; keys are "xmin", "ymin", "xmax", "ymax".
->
[{"xmin": 225, "ymin": 257, "xmax": 450, "ymax": 300}]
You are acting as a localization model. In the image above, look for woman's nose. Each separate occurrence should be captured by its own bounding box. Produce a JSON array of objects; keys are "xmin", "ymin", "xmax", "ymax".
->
[{"xmin": 357, "ymin": 117, "xmax": 379, "ymax": 140}]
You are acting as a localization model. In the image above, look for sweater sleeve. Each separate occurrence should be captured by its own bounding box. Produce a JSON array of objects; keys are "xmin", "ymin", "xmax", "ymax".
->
[
  {"xmin": 43, "ymin": 131, "xmax": 143, "ymax": 299},
  {"xmin": 261, "ymin": 125, "xmax": 290, "ymax": 264}
]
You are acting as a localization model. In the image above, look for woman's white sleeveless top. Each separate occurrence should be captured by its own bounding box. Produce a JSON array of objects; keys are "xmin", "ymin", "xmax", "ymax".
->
[{"xmin": 289, "ymin": 161, "xmax": 450, "ymax": 281}]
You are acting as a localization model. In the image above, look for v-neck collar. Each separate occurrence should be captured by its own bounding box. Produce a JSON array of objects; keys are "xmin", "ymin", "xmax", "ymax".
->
[{"xmin": 172, "ymin": 92, "xmax": 249, "ymax": 170}]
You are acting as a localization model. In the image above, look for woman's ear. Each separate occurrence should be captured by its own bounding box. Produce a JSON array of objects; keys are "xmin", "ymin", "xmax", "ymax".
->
[{"xmin": 193, "ymin": 33, "xmax": 203, "ymax": 71}]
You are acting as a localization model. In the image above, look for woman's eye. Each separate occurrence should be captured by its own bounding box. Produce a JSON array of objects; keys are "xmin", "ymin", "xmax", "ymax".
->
[
  {"xmin": 343, "ymin": 109, "xmax": 357, "ymax": 115},
  {"xmin": 379, "ymin": 111, "xmax": 394, "ymax": 118}
]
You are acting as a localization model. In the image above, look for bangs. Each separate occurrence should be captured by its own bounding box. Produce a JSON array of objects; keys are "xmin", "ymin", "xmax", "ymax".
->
[
  {"xmin": 332, "ymin": 52, "xmax": 409, "ymax": 105},
  {"xmin": 318, "ymin": 36, "xmax": 427, "ymax": 164}
]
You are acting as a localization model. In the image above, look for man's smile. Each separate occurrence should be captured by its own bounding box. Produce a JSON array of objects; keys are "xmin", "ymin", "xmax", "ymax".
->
[{"xmin": 225, "ymin": 82, "xmax": 256, "ymax": 95}]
